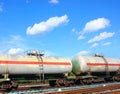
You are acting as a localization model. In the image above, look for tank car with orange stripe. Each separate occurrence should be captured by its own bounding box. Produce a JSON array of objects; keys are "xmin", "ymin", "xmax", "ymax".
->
[
  {"xmin": 0, "ymin": 50, "xmax": 72, "ymax": 90},
  {"xmin": 0, "ymin": 55, "xmax": 72, "ymax": 75},
  {"xmin": 72, "ymin": 54, "xmax": 120, "ymax": 76},
  {"xmin": 49, "ymin": 54, "xmax": 120, "ymax": 87}
]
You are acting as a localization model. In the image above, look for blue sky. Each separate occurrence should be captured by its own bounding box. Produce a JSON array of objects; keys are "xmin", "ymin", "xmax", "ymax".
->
[{"xmin": 0, "ymin": 0, "xmax": 120, "ymax": 58}]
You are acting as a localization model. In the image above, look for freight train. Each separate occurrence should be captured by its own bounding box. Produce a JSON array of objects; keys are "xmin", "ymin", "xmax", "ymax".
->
[{"xmin": 0, "ymin": 50, "xmax": 120, "ymax": 90}]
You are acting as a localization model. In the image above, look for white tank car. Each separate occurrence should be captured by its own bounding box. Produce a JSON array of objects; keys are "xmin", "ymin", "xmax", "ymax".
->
[
  {"xmin": 0, "ymin": 53, "xmax": 72, "ymax": 75},
  {"xmin": 72, "ymin": 54, "xmax": 120, "ymax": 75}
]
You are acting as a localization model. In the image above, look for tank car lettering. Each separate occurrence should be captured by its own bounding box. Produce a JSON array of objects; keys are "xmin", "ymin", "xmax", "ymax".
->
[{"xmin": 87, "ymin": 63, "xmax": 120, "ymax": 66}]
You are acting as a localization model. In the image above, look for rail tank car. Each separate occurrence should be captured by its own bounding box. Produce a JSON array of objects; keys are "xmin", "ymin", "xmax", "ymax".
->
[
  {"xmin": 72, "ymin": 54, "xmax": 120, "ymax": 76},
  {"xmin": 0, "ymin": 51, "xmax": 72, "ymax": 77},
  {"xmin": 0, "ymin": 50, "xmax": 72, "ymax": 90}
]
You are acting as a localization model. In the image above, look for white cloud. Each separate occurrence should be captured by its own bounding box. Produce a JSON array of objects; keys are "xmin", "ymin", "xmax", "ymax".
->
[
  {"xmin": 0, "ymin": 35, "xmax": 26, "ymax": 54},
  {"xmin": 72, "ymin": 28, "xmax": 80, "ymax": 35},
  {"xmin": 102, "ymin": 42, "xmax": 111, "ymax": 46},
  {"xmin": 4, "ymin": 35, "xmax": 24, "ymax": 45},
  {"xmin": 88, "ymin": 32, "xmax": 115, "ymax": 43},
  {"xmin": 82, "ymin": 18, "xmax": 110, "ymax": 34},
  {"xmin": 49, "ymin": 0, "xmax": 59, "ymax": 4},
  {"xmin": 10, "ymin": 35, "xmax": 23, "ymax": 41},
  {"xmin": 26, "ymin": 0, "xmax": 31, "ymax": 4},
  {"xmin": 72, "ymin": 28, "xmax": 76, "ymax": 33},
  {"xmin": 0, "ymin": 3, "xmax": 3, "ymax": 12},
  {"xmin": 91, "ymin": 43, "xmax": 98, "ymax": 48},
  {"xmin": 78, "ymin": 35, "xmax": 85, "ymax": 40},
  {"xmin": 8, "ymin": 48, "xmax": 24, "ymax": 54},
  {"xmin": 78, "ymin": 18, "xmax": 110, "ymax": 41},
  {"xmin": 27, "ymin": 14, "xmax": 69, "ymax": 35},
  {"xmin": 77, "ymin": 50, "xmax": 90, "ymax": 55}
]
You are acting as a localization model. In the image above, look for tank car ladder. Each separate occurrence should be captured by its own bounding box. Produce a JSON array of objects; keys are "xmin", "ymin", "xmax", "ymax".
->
[
  {"xmin": 101, "ymin": 56, "xmax": 110, "ymax": 77},
  {"xmin": 94, "ymin": 54, "xmax": 110, "ymax": 77},
  {"xmin": 32, "ymin": 50, "xmax": 44, "ymax": 83},
  {"xmin": 27, "ymin": 50, "xmax": 44, "ymax": 82},
  {"xmin": 36, "ymin": 51, "xmax": 45, "ymax": 83}
]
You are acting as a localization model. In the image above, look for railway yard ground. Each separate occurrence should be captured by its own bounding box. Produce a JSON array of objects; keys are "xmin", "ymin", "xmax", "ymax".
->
[{"xmin": 1, "ymin": 82, "xmax": 119, "ymax": 94}]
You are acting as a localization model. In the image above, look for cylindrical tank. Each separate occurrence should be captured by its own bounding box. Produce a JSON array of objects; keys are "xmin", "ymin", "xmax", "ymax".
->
[
  {"xmin": 72, "ymin": 54, "xmax": 120, "ymax": 75},
  {"xmin": 0, "ymin": 54, "xmax": 72, "ymax": 75}
]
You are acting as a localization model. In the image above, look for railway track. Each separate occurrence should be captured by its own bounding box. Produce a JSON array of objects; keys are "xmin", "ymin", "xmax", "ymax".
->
[
  {"xmin": 45, "ymin": 83, "xmax": 120, "ymax": 94},
  {"xmin": 1, "ymin": 82, "xmax": 120, "ymax": 94},
  {"xmin": 0, "ymin": 84, "xmax": 50, "ymax": 92}
]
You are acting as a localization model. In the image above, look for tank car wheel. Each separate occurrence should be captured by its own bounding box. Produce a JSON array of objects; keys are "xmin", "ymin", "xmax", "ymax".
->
[
  {"xmin": 63, "ymin": 79, "xmax": 70, "ymax": 87},
  {"xmin": 86, "ymin": 80, "xmax": 92, "ymax": 85},
  {"xmin": 112, "ymin": 76, "xmax": 120, "ymax": 82},
  {"xmin": 80, "ymin": 80, "xmax": 85, "ymax": 85},
  {"xmin": 75, "ymin": 79, "xmax": 84, "ymax": 85},
  {"xmin": 112, "ymin": 76, "xmax": 117, "ymax": 82},
  {"xmin": 101, "ymin": 78, "xmax": 106, "ymax": 83},
  {"xmin": 1, "ymin": 81, "xmax": 12, "ymax": 91},
  {"xmin": 56, "ymin": 79, "xmax": 65, "ymax": 87},
  {"xmin": 118, "ymin": 77, "xmax": 120, "ymax": 81},
  {"xmin": 75, "ymin": 78, "xmax": 81, "ymax": 85},
  {"xmin": 69, "ymin": 80, "xmax": 75, "ymax": 86},
  {"xmin": 49, "ymin": 80, "xmax": 56, "ymax": 87},
  {"xmin": 11, "ymin": 80, "xmax": 18, "ymax": 89}
]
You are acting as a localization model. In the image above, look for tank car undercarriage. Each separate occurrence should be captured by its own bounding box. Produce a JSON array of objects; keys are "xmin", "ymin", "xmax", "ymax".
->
[
  {"xmin": 49, "ymin": 69, "xmax": 120, "ymax": 87},
  {"xmin": 0, "ymin": 78, "xmax": 18, "ymax": 91},
  {"xmin": 0, "ymin": 73, "xmax": 65, "ymax": 91},
  {"xmin": 0, "ymin": 70, "xmax": 120, "ymax": 91},
  {"xmin": 0, "ymin": 67, "xmax": 120, "ymax": 91}
]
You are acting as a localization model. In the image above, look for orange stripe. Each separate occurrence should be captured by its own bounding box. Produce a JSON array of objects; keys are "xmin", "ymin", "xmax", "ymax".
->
[
  {"xmin": 87, "ymin": 63, "xmax": 120, "ymax": 66},
  {"xmin": 0, "ymin": 60, "xmax": 71, "ymax": 65}
]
